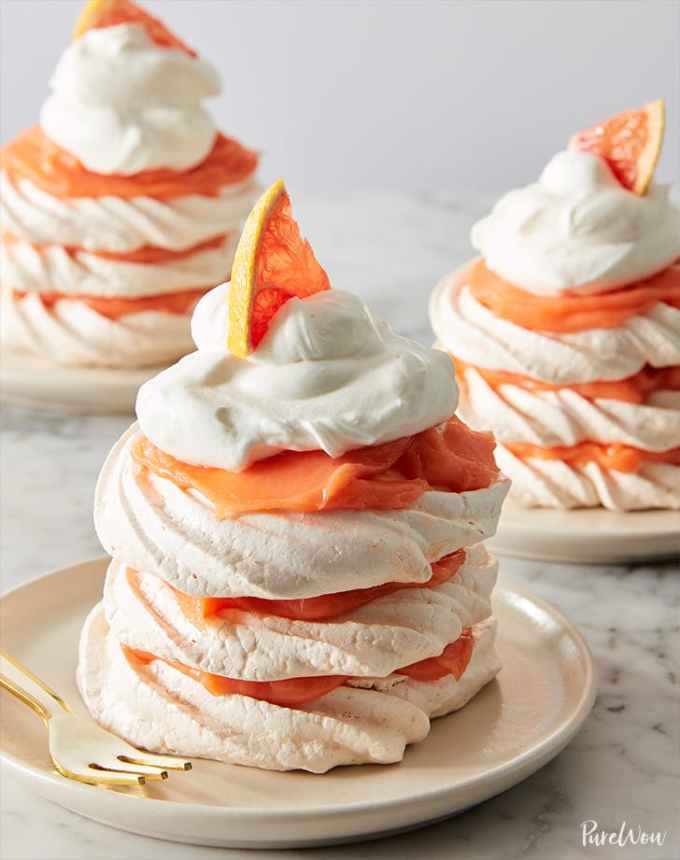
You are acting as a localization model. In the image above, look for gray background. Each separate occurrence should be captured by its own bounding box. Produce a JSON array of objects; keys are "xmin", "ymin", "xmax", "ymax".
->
[{"xmin": 1, "ymin": 0, "xmax": 678, "ymax": 195}]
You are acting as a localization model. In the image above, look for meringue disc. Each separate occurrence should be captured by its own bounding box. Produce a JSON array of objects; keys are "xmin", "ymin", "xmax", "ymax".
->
[{"xmin": 0, "ymin": 557, "xmax": 596, "ymax": 849}]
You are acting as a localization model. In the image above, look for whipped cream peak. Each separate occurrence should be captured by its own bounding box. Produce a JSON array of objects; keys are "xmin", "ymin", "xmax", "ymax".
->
[
  {"xmin": 138, "ymin": 283, "xmax": 458, "ymax": 470},
  {"xmin": 193, "ymin": 283, "xmax": 388, "ymax": 362},
  {"xmin": 41, "ymin": 24, "xmax": 220, "ymax": 174},
  {"xmin": 472, "ymin": 149, "xmax": 680, "ymax": 295}
]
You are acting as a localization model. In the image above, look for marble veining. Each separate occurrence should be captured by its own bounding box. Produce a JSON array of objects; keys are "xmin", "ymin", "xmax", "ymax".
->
[{"xmin": 1, "ymin": 191, "xmax": 678, "ymax": 860}]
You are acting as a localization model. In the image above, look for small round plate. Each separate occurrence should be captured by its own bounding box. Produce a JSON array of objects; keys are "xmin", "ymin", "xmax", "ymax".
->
[
  {"xmin": 489, "ymin": 503, "xmax": 680, "ymax": 564},
  {"xmin": 0, "ymin": 351, "xmax": 162, "ymax": 414},
  {"xmin": 0, "ymin": 558, "xmax": 596, "ymax": 849}
]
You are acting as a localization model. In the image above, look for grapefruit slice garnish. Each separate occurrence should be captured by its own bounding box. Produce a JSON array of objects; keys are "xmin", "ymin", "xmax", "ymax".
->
[
  {"xmin": 569, "ymin": 99, "xmax": 665, "ymax": 195},
  {"xmin": 228, "ymin": 179, "xmax": 331, "ymax": 357},
  {"xmin": 72, "ymin": 0, "xmax": 196, "ymax": 56}
]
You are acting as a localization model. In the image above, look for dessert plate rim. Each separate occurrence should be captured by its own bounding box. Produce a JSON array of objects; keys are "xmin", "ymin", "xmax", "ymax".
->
[
  {"xmin": 0, "ymin": 349, "xmax": 165, "ymax": 415},
  {"xmin": 489, "ymin": 503, "xmax": 680, "ymax": 564},
  {"xmin": 0, "ymin": 557, "xmax": 597, "ymax": 849}
]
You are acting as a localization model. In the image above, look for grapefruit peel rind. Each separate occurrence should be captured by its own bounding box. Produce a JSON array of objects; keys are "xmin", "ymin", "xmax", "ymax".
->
[
  {"xmin": 228, "ymin": 179, "xmax": 330, "ymax": 358},
  {"xmin": 72, "ymin": 0, "xmax": 196, "ymax": 56}
]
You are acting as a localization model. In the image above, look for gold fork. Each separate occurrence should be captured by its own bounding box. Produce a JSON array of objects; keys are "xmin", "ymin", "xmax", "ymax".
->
[{"xmin": 0, "ymin": 650, "xmax": 191, "ymax": 786}]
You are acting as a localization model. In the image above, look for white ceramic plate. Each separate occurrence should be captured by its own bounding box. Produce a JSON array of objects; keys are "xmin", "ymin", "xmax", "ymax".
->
[
  {"xmin": 0, "ymin": 558, "xmax": 596, "ymax": 849},
  {"xmin": 0, "ymin": 351, "xmax": 162, "ymax": 414},
  {"xmin": 489, "ymin": 503, "xmax": 680, "ymax": 564}
]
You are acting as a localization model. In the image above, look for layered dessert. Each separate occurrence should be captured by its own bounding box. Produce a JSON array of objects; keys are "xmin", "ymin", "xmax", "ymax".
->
[
  {"xmin": 78, "ymin": 180, "xmax": 510, "ymax": 772},
  {"xmin": 1, "ymin": 0, "xmax": 258, "ymax": 368},
  {"xmin": 431, "ymin": 101, "xmax": 680, "ymax": 510}
]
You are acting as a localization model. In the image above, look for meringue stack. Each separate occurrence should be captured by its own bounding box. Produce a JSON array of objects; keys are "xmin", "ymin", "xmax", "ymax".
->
[
  {"xmin": 1, "ymin": 4, "xmax": 259, "ymax": 368},
  {"xmin": 431, "ymin": 148, "xmax": 680, "ymax": 511},
  {"xmin": 78, "ymin": 276, "xmax": 510, "ymax": 772}
]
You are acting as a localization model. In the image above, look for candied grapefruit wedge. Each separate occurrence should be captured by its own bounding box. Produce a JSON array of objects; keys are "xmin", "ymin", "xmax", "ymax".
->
[
  {"xmin": 228, "ymin": 179, "xmax": 331, "ymax": 357},
  {"xmin": 569, "ymin": 99, "xmax": 665, "ymax": 195},
  {"xmin": 72, "ymin": 0, "xmax": 196, "ymax": 56}
]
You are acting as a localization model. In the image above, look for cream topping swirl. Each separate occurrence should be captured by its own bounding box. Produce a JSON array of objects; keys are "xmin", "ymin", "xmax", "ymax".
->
[
  {"xmin": 40, "ymin": 24, "xmax": 220, "ymax": 174},
  {"xmin": 471, "ymin": 150, "xmax": 680, "ymax": 295},
  {"xmin": 137, "ymin": 284, "xmax": 458, "ymax": 470}
]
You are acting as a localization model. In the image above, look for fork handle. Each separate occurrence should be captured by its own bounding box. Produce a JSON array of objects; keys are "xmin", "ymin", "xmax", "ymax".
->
[
  {"xmin": 0, "ymin": 672, "xmax": 52, "ymax": 724},
  {"xmin": 0, "ymin": 651, "xmax": 70, "ymax": 720}
]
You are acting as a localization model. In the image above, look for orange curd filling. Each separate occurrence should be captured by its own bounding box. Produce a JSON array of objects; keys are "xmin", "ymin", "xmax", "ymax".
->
[
  {"xmin": 1, "ymin": 127, "xmax": 259, "ymax": 200},
  {"xmin": 13, "ymin": 287, "xmax": 206, "ymax": 320},
  {"xmin": 123, "ymin": 627, "xmax": 475, "ymax": 708},
  {"xmin": 507, "ymin": 441, "xmax": 680, "ymax": 472},
  {"xmin": 2, "ymin": 232, "xmax": 228, "ymax": 265},
  {"xmin": 463, "ymin": 258, "xmax": 680, "ymax": 333},
  {"xmin": 396, "ymin": 628, "xmax": 474, "ymax": 682},
  {"xmin": 124, "ymin": 646, "xmax": 349, "ymax": 707},
  {"xmin": 131, "ymin": 416, "xmax": 500, "ymax": 516},
  {"xmin": 145, "ymin": 550, "xmax": 467, "ymax": 625},
  {"xmin": 455, "ymin": 359, "xmax": 680, "ymax": 405}
]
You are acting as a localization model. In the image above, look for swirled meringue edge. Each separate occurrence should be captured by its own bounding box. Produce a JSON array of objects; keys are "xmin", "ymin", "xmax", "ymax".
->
[
  {"xmin": 495, "ymin": 444, "xmax": 680, "ymax": 511},
  {"xmin": 430, "ymin": 271, "xmax": 680, "ymax": 384},
  {"xmin": 102, "ymin": 546, "xmax": 496, "ymax": 680},
  {"xmin": 458, "ymin": 367, "xmax": 680, "ymax": 452},
  {"xmin": 0, "ymin": 172, "xmax": 259, "ymax": 253},
  {"xmin": 77, "ymin": 602, "xmax": 499, "ymax": 772},
  {"xmin": 94, "ymin": 425, "xmax": 510, "ymax": 599}
]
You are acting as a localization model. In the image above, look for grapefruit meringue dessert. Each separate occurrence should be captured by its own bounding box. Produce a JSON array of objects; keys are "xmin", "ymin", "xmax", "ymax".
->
[
  {"xmin": 0, "ymin": 0, "xmax": 259, "ymax": 369},
  {"xmin": 77, "ymin": 180, "xmax": 511, "ymax": 772},
  {"xmin": 431, "ymin": 100, "xmax": 680, "ymax": 511}
]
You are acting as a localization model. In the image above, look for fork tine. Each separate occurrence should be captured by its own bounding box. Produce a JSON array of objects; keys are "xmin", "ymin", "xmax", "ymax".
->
[
  {"xmin": 54, "ymin": 763, "xmax": 146, "ymax": 787},
  {"xmin": 88, "ymin": 762, "xmax": 168, "ymax": 782},
  {"xmin": 102, "ymin": 760, "xmax": 170, "ymax": 778},
  {"xmin": 119, "ymin": 752, "xmax": 192, "ymax": 771}
]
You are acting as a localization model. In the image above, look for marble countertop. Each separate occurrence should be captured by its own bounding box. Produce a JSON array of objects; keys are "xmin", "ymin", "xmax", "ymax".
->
[{"xmin": 1, "ymin": 191, "xmax": 678, "ymax": 860}]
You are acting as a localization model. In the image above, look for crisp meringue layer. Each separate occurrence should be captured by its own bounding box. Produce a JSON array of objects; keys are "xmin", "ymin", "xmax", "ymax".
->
[
  {"xmin": 95, "ymin": 425, "xmax": 510, "ymax": 599},
  {"xmin": 137, "ymin": 286, "xmax": 459, "ymax": 470},
  {"xmin": 349, "ymin": 617, "xmax": 500, "ymax": 720},
  {"xmin": 1, "ymin": 291, "xmax": 196, "ymax": 368},
  {"xmin": 459, "ymin": 367, "xmax": 680, "ymax": 452},
  {"xmin": 1, "ymin": 235, "xmax": 235, "ymax": 298},
  {"xmin": 495, "ymin": 445, "xmax": 680, "ymax": 511},
  {"xmin": 41, "ymin": 25, "xmax": 220, "ymax": 174},
  {"xmin": 78, "ymin": 603, "xmax": 500, "ymax": 772},
  {"xmin": 103, "ymin": 546, "xmax": 496, "ymax": 681},
  {"xmin": 471, "ymin": 150, "xmax": 680, "ymax": 295},
  {"xmin": 431, "ymin": 274, "xmax": 680, "ymax": 384},
  {"xmin": 0, "ymin": 172, "xmax": 259, "ymax": 253}
]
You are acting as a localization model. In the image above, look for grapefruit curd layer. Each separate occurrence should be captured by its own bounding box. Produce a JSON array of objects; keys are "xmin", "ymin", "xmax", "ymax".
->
[
  {"xmin": 0, "ymin": 1, "xmax": 259, "ymax": 368},
  {"xmin": 430, "ymin": 101, "xmax": 680, "ymax": 511},
  {"xmin": 78, "ymin": 180, "xmax": 510, "ymax": 772}
]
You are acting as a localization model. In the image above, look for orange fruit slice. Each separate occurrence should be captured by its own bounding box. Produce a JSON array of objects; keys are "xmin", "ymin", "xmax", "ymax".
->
[
  {"xmin": 569, "ymin": 99, "xmax": 665, "ymax": 195},
  {"xmin": 228, "ymin": 179, "xmax": 331, "ymax": 357},
  {"xmin": 72, "ymin": 0, "xmax": 196, "ymax": 56}
]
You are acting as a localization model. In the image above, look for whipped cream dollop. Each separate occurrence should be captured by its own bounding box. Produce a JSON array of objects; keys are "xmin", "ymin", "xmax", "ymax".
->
[
  {"xmin": 136, "ymin": 284, "xmax": 458, "ymax": 471},
  {"xmin": 472, "ymin": 150, "xmax": 680, "ymax": 295},
  {"xmin": 40, "ymin": 24, "xmax": 220, "ymax": 175}
]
